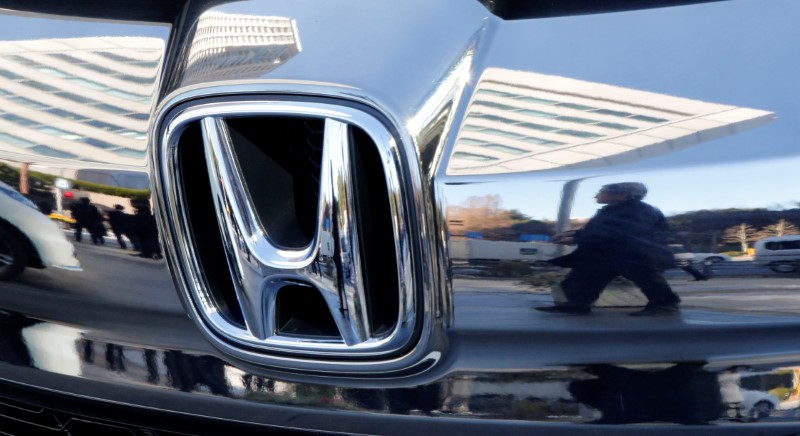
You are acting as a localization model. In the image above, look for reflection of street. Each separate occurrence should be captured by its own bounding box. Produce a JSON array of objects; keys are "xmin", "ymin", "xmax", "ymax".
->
[
  {"xmin": 0, "ymin": 238, "xmax": 198, "ymax": 355},
  {"xmin": 450, "ymin": 287, "xmax": 800, "ymax": 379},
  {"xmin": 665, "ymin": 259, "xmax": 793, "ymax": 279},
  {"xmin": 9, "ymin": 239, "xmax": 180, "ymax": 313}
]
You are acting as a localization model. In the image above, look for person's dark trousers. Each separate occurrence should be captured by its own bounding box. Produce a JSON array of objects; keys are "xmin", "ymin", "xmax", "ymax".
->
[
  {"xmin": 113, "ymin": 230, "xmax": 127, "ymax": 249},
  {"xmin": 74, "ymin": 225, "xmax": 84, "ymax": 242},
  {"xmin": 682, "ymin": 265, "xmax": 707, "ymax": 280},
  {"xmin": 561, "ymin": 262, "xmax": 680, "ymax": 307}
]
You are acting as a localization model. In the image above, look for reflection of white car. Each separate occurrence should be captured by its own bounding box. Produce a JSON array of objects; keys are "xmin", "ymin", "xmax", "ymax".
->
[
  {"xmin": 740, "ymin": 389, "xmax": 779, "ymax": 422},
  {"xmin": 669, "ymin": 245, "xmax": 731, "ymax": 263},
  {"xmin": 754, "ymin": 236, "xmax": 800, "ymax": 273},
  {"xmin": 0, "ymin": 180, "xmax": 81, "ymax": 279},
  {"xmin": 692, "ymin": 253, "xmax": 732, "ymax": 263}
]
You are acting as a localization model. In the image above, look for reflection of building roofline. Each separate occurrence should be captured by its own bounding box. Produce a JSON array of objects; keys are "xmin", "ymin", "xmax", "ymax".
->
[{"xmin": 448, "ymin": 68, "xmax": 775, "ymax": 175}]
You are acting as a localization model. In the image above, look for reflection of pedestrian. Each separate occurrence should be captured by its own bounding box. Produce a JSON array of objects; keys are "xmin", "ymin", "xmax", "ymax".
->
[
  {"xmin": 107, "ymin": 204, "xmax": 130, "ymax": 249},
  {"xmin": 538, "ymin": 182, "xmax": 681, "ymax": 316},
  {"xmin": 671, "ymin": 244, "xmax": 708, "ymax": 281},
  {"xmin": 70, "ymin": 197, "xmax": 104, "ymax": 244},
  {"xmin": 680, "ymin": 261, "xmax": 708, "ymax": 281},
  {"xmin": 131, "ymin": 201, "xmax": 162, "ymax": 259},
  {"xmin": 569, "ymin": 363, "xmax": 722, "ymax": 424},
  {"xmin": 163, "ymin": 351, "xmax": 230, "ymax": 396},
  {"xmin": 105, "ymin": 344, "xmax": 125, "ymax": 372}
]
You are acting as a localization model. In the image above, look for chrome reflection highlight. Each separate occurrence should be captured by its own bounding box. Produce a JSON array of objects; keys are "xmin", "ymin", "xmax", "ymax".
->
[{"xmin": 160, "ymin": 100, "xmax": 419, "ymax": 360}]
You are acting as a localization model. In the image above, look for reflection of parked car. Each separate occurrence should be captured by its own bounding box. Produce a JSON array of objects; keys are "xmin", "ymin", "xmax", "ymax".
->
[
  {"xmin": 740, "ymin": 389, "xmax": 779, "ymax": 422},
  {"xmin": 0, "ymin": 180, "xmax": 81, "ymax": 279},
  {"xmin": 754, "ymin": 236, "xmax": 800, "ymax": 273},
  {"xmin": 668, "ymin": 244, "xmax": 731, "ymax": 264}
]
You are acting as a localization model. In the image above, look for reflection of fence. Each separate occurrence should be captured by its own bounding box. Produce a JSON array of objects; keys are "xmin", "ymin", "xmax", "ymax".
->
[{"xmin": 449, "ymin": 239, "xmax": 563, "ymax": 262}]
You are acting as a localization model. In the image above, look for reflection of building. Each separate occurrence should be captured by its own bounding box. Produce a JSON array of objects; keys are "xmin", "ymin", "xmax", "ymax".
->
[
  {"xmin": 448, "ymin": 68, "xmax": 774, "ymax": 175},
  {"xmin": 0, "ymin": 37, "xmax": 163, "ymax": 168},
  {"xmin": 184, "ymin": 12, "xmax": 301, "ymax": 85},
  {"xmin": 0, "ymin": 12, "xmax": 300, "ymax": 172}
]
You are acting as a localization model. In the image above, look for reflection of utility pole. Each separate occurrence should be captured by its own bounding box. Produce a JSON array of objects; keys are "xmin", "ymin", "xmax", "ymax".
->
[
  {"xmin": 19, "ymin": 163, "xmax": 29, "ymax": 194},
  {"xmin": 555, "ymin": 179, "xmax": 583, "ymax": 255}
]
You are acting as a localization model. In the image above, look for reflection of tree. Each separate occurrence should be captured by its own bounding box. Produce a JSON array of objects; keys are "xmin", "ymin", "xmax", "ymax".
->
[
  {"xmin": 450, "ymin": 197, "xmax": 800, "ymax": 250},
  {"xmin": 668, "ymin": 208, "xmax": 800, "ymax": 252},
  {"xmin": 449, "ymin": 195, "xmax": 554, "ymax": 240},
  {"xmin": 723, "ymin": 223, "xmax": 759, "ymax": 252},
  {"xmin": 756, "ymin": 219, "xmax": 800, "ymax": 238}
]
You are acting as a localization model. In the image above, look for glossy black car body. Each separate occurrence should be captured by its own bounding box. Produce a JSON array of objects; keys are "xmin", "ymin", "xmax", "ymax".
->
[{"xmin": 0, "ymin": 0, "xmax": 799, "ymax": 434}]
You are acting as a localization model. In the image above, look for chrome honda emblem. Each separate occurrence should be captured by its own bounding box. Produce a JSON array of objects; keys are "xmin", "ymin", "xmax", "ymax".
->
[
  {"xmin": 157, "ymin": 98, "xmax": 420, "ymax": 361},
  {"xmin": 203, "ymin": 115, "xmax": 373, "ymax": 345}
]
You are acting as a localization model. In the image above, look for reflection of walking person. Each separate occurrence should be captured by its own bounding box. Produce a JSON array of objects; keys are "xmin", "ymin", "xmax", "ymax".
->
[
  {"xmin": 680, "ymin": 261, "xmax": 708, "ymax": 281},
  {"xmin": 131, "ymin": 201, "xmax": 163, "ymax": 260},
  {"xmin": 537, "ymin": 182, "xmax": 681, "ymax": 316},
  {"xmin": 70, "ymin": 197, "xmax": 105, "ymax": 244},
  {"xmin": 107, "ymin": 204, "xmax": 130, "ymax": 249}
]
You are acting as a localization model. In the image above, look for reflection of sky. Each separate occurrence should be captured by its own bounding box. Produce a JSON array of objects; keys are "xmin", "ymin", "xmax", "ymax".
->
[
  {"xmin": 492, "ymin": 0, "xmax": 799, "ymax": 157},
  {"xmin": 449, "ymin": 0, "xmax": 800, "ymax": 218},
  {"xmin": 0, "ymin": 2, "xmax": 795, "ymax": 218},
  {"xmin": 0, "ymin": 14, "xmax": 169, "ymax": 40},
  {"xmin": 448, "ymin": 155, "xmax": 800, "ymax": 221}
]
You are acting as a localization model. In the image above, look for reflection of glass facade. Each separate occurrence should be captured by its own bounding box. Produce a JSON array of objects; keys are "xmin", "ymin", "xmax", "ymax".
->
[
  {"xmin": 184, "ymin": 12, "xmax": 301, "ymax": 85},
  {"xmin": 0, "ymin": 37, "xmax": 163, "ymax": 167},
  {"xmin": 449, "ymin": 68, "xmax": 775, "ymax": 175},
  {"xmin": 0, "ymin": 13, "xmax": 300, "ymax": 170}
]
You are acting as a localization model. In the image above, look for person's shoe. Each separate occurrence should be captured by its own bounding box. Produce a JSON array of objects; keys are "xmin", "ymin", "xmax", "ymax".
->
[
  {"xmin": 535, "ymin": 304, "xmax": 591, "ymax": 315},
  {"xmin": 628, "ymin": 304, "xmax": 679, "ymax": 316}
]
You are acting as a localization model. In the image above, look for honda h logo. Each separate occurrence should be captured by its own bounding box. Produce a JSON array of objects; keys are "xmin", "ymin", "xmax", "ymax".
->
[{"xmin": 157, "ymin": 98, "xmax": 421, "ymax": 362}]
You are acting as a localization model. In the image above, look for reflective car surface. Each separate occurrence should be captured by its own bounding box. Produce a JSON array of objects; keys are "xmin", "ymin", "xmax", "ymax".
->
[{"xmin": 0, "ymin": 0, "xmax": 799, "ymax": 434}]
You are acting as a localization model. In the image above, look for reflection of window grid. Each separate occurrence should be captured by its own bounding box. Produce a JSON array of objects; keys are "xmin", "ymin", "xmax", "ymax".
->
[
  {"xmin": 2, "ymin": 113, "xmax": 38, "ymax": 127},
  {"xmin": 0, "ymin": 132, "xmax": 36, "ymax": 148},
  {"xmin": 452, "ymin": 151, "xmax": 498, "ymax": 162},
  {"xmin": 95, "ymin": 51, "xmax": 160, "ymax": 68},
  {"xmin": 484, "ymin": 144, "xmax": 527, "ymax": 155},
  {"xmin": 82, "ymin": 138, "xmax": 115, "ymax": 149},
  {"xmin": 478, "ymin": 81, "xmax": 674, "ymax": 124},
  {"xmin": 473, "ymin": 113, "xmax": 559, "ymax": 132},
  {"xmin": 37, "ymin": 127, "xmax": 82, "ymax": 140},
  {"xmin": 49, "ymin": 53, "xmax": 157, "ymax": 84},
  {"xmin": 112, "ymin": 148, "xmax": 147, "ymax": 158},
  {"xmin": 0, "ymin": 37, "xmax": 163, "ymax": 166},
  {"xmin": 30, "ymin": 145, "xmax": 78, "ymax": 159},
  {"xmin": 462, "ymin": 127, "xmax": 563, "ymax": 147},
  {"xmin": 8, "ymin": 95, "xmax": 48, "ymax": 110},
  {"xmin": 455, "ymin": 80, "xmax": 684, "ymax": 166}
]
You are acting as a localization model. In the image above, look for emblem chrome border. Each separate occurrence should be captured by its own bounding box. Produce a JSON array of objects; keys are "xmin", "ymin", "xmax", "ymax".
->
[{"xmin": 157, "ymin": 98, "xmax": 421, "ymax": 360}]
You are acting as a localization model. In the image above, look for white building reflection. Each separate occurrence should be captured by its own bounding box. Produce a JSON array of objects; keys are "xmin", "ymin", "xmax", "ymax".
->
[
  {"xmin": 0, "ymin": 37, "xmax": 162, "ymax": 168},
  {"xmin": 448, "ymin": 68, "xmax": 775, "ymax": 175},
  {"xmin": 0, "ymin": 12, "xmax": 301, "ymax": 175},
  {"xmin": 185, "ymin": 12, "xmax": 301, "ymax": 85}
]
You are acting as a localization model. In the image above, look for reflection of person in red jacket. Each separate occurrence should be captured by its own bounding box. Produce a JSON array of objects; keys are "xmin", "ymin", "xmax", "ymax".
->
[{"xmin": 537, "ymin": 182, "xmax": 681, "ymax": 316}]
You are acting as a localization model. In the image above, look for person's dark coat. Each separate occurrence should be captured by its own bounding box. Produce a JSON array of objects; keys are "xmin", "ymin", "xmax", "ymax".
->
[{"xmin": 549, "ymin": 199, "xmax": 674, "ymax": 271}]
